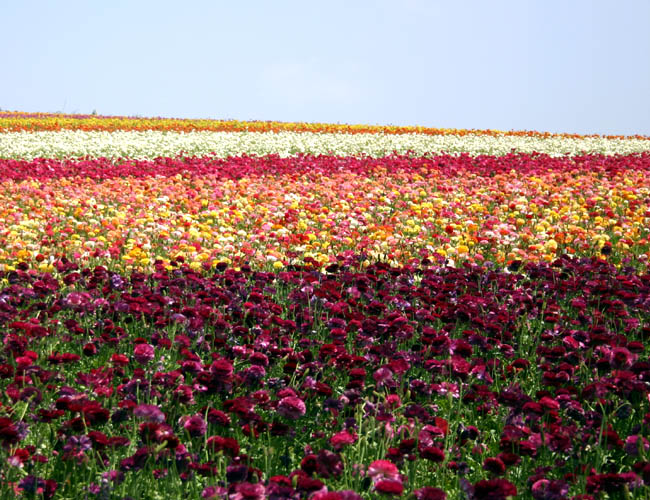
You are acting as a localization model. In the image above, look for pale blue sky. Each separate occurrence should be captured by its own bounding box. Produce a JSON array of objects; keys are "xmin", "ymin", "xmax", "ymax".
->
[{"xmin": 2, "ymin": 0, "xmax": 649, "ymax": 135}]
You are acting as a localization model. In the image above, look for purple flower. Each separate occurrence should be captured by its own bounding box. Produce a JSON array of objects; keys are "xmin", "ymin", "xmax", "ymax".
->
[
  {"xmin": 624, "ymin": 435, "xmax": 650, "ymax": 456},
  {"xmin": 531, "ymin": 479, "xmax": 569, "ymax": 500},
  {"xmin": 133, "ymin": 404, "xmax": 165, "ymax": 423},
  {"xmin": 63, "ymin": 435, "xmax": 92, "ymax": 453}
]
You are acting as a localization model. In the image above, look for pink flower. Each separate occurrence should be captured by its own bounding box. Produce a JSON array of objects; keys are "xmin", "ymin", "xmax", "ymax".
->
[
  {"xmin": 133, "ymin": 343, "xmax": 155, "ymax": 364},
  {"xmin": 230, "ymin": 482, "xmax": 265, "ymax": 500},
  {"xmin": 202, "ymin": 485, "xmax": 227, "ymax": 499},
  {"xmin": 330, "ymin": 430, "xmax": 357, "ymax": 450},
  {"xmin": 373, "ymin": 367, "xmax": 394, "ymax": 387},
  {"xmin": 367, "ymin": 460, "xmax": 400, "ymax": 482},
  {"xmin": 277, "ymin": 396, "xmax": 306, "ymax": 419},
  {"xmin": 385, "ymin": 394, "xmax": 401, "ymax": 409}
]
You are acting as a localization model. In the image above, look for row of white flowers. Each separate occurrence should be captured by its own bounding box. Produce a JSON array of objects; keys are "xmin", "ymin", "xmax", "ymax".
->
[{"xmin": 1, "ymin": 130, "xmax": 649, "ymax": 160}]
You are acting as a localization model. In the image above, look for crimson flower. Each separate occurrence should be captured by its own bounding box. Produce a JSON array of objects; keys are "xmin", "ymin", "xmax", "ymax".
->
[{"xmin": 374, "ymin": 479, "xmax": 404, "ymax": 496}]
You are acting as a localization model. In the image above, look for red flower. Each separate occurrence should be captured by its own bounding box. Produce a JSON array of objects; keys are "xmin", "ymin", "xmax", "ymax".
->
[
  {"xmin": 330, "ymin": 430, "xmax": 357, "ymax": 450},
  {"xmin": 375, "ymin": 479, "xmax": 404, "ymax": 496}
]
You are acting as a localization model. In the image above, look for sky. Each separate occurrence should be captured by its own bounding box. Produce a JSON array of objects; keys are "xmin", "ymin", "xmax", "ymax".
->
[{"xmin": 2, "ymin": 0, "xmax": 650, "ymax": 136}]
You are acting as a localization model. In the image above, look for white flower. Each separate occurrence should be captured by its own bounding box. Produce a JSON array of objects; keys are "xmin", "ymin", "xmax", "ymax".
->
[{"xmin": 1, "ymin": 130, "xmax": 648, "ymax": 160}]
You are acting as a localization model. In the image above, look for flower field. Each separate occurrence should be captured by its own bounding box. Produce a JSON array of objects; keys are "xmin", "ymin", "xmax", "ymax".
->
[{"xmin": 1, "ymin": 112, "xmax": 650, "ymax": 499}]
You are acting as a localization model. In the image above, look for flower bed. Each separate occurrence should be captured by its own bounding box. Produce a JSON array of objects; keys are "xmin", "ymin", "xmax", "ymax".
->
[
  {"xmin": 1, "ymin": 115, "xmax": 650, "ymax": 499},
  {"xmin": 1, "ymin": 153, "xmax": 649, "ymax": 275}
]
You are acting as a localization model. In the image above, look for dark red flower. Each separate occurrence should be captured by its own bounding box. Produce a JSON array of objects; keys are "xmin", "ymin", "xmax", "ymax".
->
[
  {"xmin": 413, "ymin": 487, "xmax": 447, "ymax": 500},
  {"xmin": 420, "ymin": 446, "xmax": 445, "ymax": 462},
  {"xmin": 483, "ymin": 457, "xmax": 506, "ymax": 475},
  {"xmin": 472, "ymin": 478, "xmax": 517, "ymax": 499},
  {"xmin": 586, "ymin": 472, "xmax": 640, "ymax": 493}
]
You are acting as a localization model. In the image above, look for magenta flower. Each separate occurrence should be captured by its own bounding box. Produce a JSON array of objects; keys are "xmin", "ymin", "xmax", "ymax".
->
[
  {"xmin": 311, "ymin": 492, "xmax": 363, "ymax": 500},
  {"xmin": 373, "ymin": 367, "xmax": 394, "ymax": 387},
  {"xmin": 133, "ymin": 343, "xmax": 155, "ymax": 364},
  {"xmin": 277, "ymin": 396, "xmax": 306, "ymax": 419},
  {"xmin": 133, "ymin": 404, "xmax": 165, "ymax": 423},
  {"xmin": 181, "ymin": 414, "xmax": 207, "ymax": 437},
  {"xmin": 230, "ymin": 482, "xmax": 265, "ymax": 500}
]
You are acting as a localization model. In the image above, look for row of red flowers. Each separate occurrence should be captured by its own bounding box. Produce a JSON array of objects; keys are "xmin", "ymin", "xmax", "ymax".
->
[{"xmin": 2, "ymin": 152, "xmax": 649, "ymax": 181}]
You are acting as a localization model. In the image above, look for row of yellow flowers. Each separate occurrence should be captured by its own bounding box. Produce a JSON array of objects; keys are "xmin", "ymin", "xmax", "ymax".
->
[{"xmin": 2, "ymin": 111, "xmax": 648, "ymax": 140}]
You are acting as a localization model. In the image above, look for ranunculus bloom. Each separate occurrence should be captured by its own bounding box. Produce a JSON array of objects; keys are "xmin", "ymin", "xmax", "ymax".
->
[
  {"xmin": 472, "ymin": 478, "xmax": 517, "ymax": 500},
  {"xmin": 311, "ymin": 492, "xmax": 363, "ymax": 500},
  {"xmin": 206, "ymin": 435, "xmax": 240, "ymax": 456},
  {"xmin": 420, "ymin": 446, "xmax": 445, "ymax": 462},
  {"xmin": 181, "ymin": 414, "xmax": 207, "ymax": 437},
  {"xmin": 625, "ymin": 435, "xmax": 650, "ymax": 456},
  {"xmin": 201, "ymin": 485, "xmax": 227, "ymax": 499},
  {"xmin": 367, "ymin": 460, "xmax": 400, "ymax": 482},
  {"xmin": 277, "ymin": 396, "xmax": 306, "ymax": 419},
  {"xmin": 413, "ymin": 487, "xmax": 447, "ymax": 500},
  {"xmin": 330, "ymin": 430, "xmax": 357, "ymax": 450},
  {"xmin": 531, "ymin": 479, "xmax": 569, "ymax": 500},
  {"xmin": 133, "ymin": 404, "xmax": 165, "ymax": 423},
  {"xmin": 586, "ymin": 472, "xmax": 641, "ymax": 494},
  {"xmin": 374, "ymin": 479, "xmax": 404, "ymax": 496},
  {"xmin": 133, "ymin": 343, "xmax": 155, "ymax": 364},
  {"xmin": 230, "ymin": 481, "xmax": 265, "ymax": 500},
  {"xmin": 483, "ymin": 457, "xmax": 506, "ymax": 475}
]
